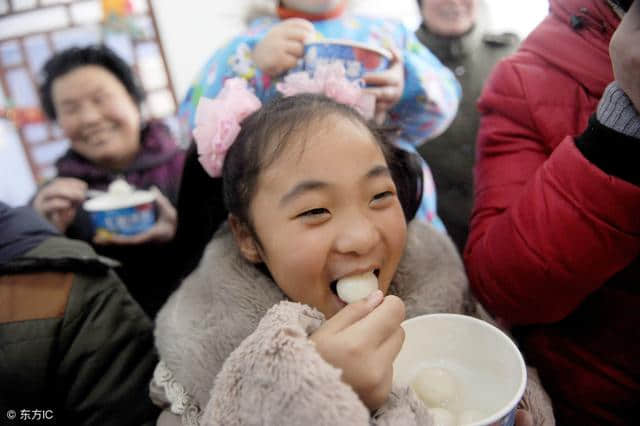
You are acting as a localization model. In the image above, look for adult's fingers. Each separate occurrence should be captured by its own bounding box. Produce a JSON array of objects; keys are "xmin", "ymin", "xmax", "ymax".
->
[
  {"xmin": 152, "ymin": 187, "xmax": 177, "ymax": 223},
  {"xmin": 39, "ymin": 180, "xmax": 87, "ymax": 203},
  {"xmin": 39, "ymin": 197, "xmax": 73, "ymax": 213}
]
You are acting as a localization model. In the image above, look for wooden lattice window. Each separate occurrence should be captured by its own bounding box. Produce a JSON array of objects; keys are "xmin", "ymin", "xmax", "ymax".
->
[{"xmin": 0, "ymin": 0, "xmax": 177, "ymax": 183}]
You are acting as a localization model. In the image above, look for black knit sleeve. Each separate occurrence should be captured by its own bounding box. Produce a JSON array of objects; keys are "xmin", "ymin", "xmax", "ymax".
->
[{"xmin": 575, "ymin": 117, "xmax": 640, "ymax": 186}]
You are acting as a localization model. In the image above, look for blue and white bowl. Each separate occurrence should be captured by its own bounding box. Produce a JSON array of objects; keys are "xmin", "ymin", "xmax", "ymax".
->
[
  {"xmin": 83, "ymin": 189, "xmax": 156, "ymax": 237},
  {"xmin": 298, "ymin": 39, "xmax": 391, "ymax": 80}
]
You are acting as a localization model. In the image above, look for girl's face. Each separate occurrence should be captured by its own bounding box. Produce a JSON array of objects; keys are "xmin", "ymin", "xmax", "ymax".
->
[
  {"xmin": 52, "ymin": 65, "xmax": 141, "ymax": 170},
  {"xmin": 233, "ymin": 115, "xmax": 408, "ymax": 319},
  {"xmin": 281, "ymin": 0, "xmax": 342, "ymax": 13},
  {"xmin": 422, "ymin": 0, "xmax": 476, "ymax": 37}
]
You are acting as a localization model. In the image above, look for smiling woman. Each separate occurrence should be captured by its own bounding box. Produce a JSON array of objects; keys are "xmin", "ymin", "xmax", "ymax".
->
[
  {"xmin": 29, "ymin": 45, "xmax": 186, "ymax": 317},
  {"xmin": 51, "ymin": 65, "xmax": 142, "ymax": 170}
]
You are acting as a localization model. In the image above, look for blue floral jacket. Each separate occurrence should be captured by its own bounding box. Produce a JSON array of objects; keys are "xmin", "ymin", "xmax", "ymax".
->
[{"xmin": 178, "ymin": 14, "xmax": 461, "ymax": 228}]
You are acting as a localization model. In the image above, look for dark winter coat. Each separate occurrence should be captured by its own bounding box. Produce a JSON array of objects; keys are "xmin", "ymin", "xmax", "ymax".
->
[
  {"xmin": 416, "ymin": 0, "xmax": 519, "ymax": 251},
  {"xmin": 0, "ymin": 202, "xmax": 160, "ymax": 425}
]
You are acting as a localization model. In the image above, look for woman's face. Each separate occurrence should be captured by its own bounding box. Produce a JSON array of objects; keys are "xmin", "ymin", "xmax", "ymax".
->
[
  {"xmin": 235, "ymin": 114, "xmax": 407, "ymax": 319},
  {"xmin": 281, "ymin": 0, "xmax": 342, "ymax": 13},
  {"xmin": 422, "ymin": 0, "xmax": 476, "ymax": 37},
  {"xmin": 52, "ymin": 65, "xmax": 141, "ymax": 169}
]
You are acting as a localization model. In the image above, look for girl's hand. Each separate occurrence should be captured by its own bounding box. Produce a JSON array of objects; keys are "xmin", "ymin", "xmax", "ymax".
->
[
  {"xmin": 94, "ymin": 187, "xmax": 177, "ymax": 245},
  {"xmin": 32, "ymin": 177, "xmax": 87, "ymax": 232},
  {"xmin": 310, "ymin": 290, "xmax": 406, "ymax": 411},
  {"xmin": 251, "ymin": 18, "xmax": 315, "ymax": 77},
  {"xmin": 363, "ymin": 47, "xmax": 405, "ymax": 124},
  {"xmin": 610, "ymin": 0, "xmax": 640, "ymax": 113},
  {"xmin": 515, "ymin": 409, "xmax": 534, "ymax": 426}
]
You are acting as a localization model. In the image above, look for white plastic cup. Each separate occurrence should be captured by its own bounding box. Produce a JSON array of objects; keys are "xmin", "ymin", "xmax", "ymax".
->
[{"xmin": 393, "ymin": 314, "xmax": 527, "ymax": 426}]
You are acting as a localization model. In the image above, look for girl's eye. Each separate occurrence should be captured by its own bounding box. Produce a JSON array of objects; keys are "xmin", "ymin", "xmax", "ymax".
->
[
  {"xmin": 298, "ymin": 208, "xmax": 329, "ymax": 218},
  {"xmin": 370, "ymin": 191, "xmax": 395, "ymax": 207}
]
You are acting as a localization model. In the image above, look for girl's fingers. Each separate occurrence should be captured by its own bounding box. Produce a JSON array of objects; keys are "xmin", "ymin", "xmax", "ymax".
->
[
  {"xmin": 348, "ymin": 295, "xmax": 405, "ymax": 347},
  {"xmin": 318, "ymin": 290, "xmax": 384, "ymax": 336},
  {"xmin": 377, "ymin": 326, "xmax": 405, "ymax": 365}
]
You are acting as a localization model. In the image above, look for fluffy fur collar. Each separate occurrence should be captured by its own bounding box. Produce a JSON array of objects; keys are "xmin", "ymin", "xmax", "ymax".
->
[{"xmin": 154, "ymin": 220, "xmax": 469, "ymax": 407}]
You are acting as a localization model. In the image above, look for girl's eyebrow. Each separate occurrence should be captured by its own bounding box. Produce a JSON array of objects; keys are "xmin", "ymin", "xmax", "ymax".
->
[
  {"xmin": 279, "ymin": 165, "xmax": 391, "ymax": 207},
  {"xmin": 367, "ymin": 165, "xmax": 391, "ymax": 179},
  {"xmin": 280, "ymin": 180, "xmax": 327, "ymax": 206}
]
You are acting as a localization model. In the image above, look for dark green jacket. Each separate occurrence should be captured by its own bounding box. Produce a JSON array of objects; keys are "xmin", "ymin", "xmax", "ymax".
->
[
  {"xmin": 417, "ymin": 1, "xmax": 519, "ymax": 251},
  {"xmin": 0, "ymin": 237, "xmax": 160, "ymax": 425}
]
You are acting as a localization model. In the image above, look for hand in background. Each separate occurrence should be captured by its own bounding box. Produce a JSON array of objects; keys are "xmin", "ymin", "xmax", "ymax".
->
[
  {"xmin": 310, "ymin": 291, "xmax": 406, "ymax": 411},
  {"xmin": 610, "ymin": 0, "xmax": 640, "ymax": 112},
  {"xmin": 363, "ymin": 47, "xmax": 405, "ymax": 124},
  {"xmin": 251, "ymin": 18, "xmax": 315, "ymax": 77},
  {"xmin": 32, "ymin": 177, "xmax": 87, "ymax": 232},
  {"xmin": 94, "ymin": 187, "xmax": 177, "ymax": 245}
]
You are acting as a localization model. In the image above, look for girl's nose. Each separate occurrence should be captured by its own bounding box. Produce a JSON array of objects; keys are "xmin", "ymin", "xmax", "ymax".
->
[{"xmin": 333, "ymin": 214, "xmax": 380, "ymax": 255}]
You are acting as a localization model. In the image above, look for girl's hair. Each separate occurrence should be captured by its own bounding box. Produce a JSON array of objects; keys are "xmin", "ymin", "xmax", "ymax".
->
[
  {"xmin": 39, "ymin": 45, "xmax": 145, "ymax": 120},
  {"xmin": 222, "ymin": 93, "xmax": 423, "ymax": 229},
  {"xmin": 173, "ymin": 94, "xmax": 423, "ymax": 279}
]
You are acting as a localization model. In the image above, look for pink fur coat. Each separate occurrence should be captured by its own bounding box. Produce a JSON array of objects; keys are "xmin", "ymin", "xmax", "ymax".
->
[{"xmin": 150, "ymin": 221, "xmax": 554, "ymax": 425}]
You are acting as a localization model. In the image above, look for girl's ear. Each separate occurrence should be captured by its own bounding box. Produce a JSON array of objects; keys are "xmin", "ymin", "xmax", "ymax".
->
[{"xmin": 229, "ymin": 214, "xmax": 262, "ymax": 263}]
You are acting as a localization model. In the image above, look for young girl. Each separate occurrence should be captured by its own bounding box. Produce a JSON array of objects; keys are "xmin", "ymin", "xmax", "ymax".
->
[
  {"xmin": 151, "ymin": 81, "xmax": 552, "ymax": 425},
  {"xmin": 171, "ymin": 0, "xmax": 462, "ymax": 282}
]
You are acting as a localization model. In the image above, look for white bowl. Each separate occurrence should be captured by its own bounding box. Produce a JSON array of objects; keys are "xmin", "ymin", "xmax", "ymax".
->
[{"xmin": 393, "ymin": 314, "xmax": 527, "ymax": 426}]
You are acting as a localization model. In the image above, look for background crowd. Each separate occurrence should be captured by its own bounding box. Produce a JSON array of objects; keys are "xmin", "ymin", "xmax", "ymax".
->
[{"xmin": 1, "ymin": 0, "xmax": 638, "ymax": 425}]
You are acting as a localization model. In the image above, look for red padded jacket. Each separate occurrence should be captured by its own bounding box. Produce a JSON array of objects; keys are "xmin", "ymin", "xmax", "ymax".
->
[{"xmin": 464, "ymin": 0, "xmax": 640, "ymax": 424}]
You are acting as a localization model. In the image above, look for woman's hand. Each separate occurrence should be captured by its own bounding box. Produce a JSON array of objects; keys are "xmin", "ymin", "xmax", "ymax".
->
[
  {"xmin": 610, "ymin": 0, "xmax": 640, "ymax": 112},
  {"xmin": 363, "ymin": 47, "xmax": 405, "ymax": 124},
  {"xmin": 310, "ymin": 290, "xmax": 406, "ymax": 411},
  {"xmin": 94, "ymin": 187, "xmax": 177, "ymax": 245},
  {"xmin": 251, "ymin": 18, "xmax": 315, "ymax": 77},
  {"xmin": 32, "ymin": 177, "xmax": 87, "ymax": 232}
]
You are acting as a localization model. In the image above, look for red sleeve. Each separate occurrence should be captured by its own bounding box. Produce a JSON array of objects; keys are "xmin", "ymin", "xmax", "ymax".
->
[{"xmin": 463, "ymin": 60, "xmax": 640, "ymax": 326}]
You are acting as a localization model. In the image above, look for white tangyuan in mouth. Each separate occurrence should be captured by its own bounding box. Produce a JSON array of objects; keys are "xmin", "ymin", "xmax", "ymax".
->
[{"xmin": 336, "ymin": 271, "xmax": 378, "ymax": 304}]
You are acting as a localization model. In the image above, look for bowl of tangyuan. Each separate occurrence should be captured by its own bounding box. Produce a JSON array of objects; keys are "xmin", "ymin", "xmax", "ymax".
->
[
  {"xmin": 393, "ymin": 313, "xmax": 527, "ymax": 426},
  {"xmin": 83, "ymin": 179, "xmax": 156, "ymax": 239},
  {"xmin": 299, "ymin": 39, "xmax": 391, "ymax": 80}
]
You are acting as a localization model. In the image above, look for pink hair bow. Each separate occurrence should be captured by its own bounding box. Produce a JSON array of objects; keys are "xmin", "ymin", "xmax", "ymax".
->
[
  {"xmin": 193, "ymin": 78, "xmax": 261, "ymax": 177},
  {"xmin": 276, "ymin": 62, "xmax": 376, "ymax": 120}
]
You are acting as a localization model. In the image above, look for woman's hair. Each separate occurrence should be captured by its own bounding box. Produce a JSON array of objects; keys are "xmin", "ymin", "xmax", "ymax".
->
[
  {"xmin": 39, "ymin": 44, "xmax": 145, "ymax": 120},
  {"xmin": 222, "ymin": 93, "xmax": 423, "ymax": 230}
]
